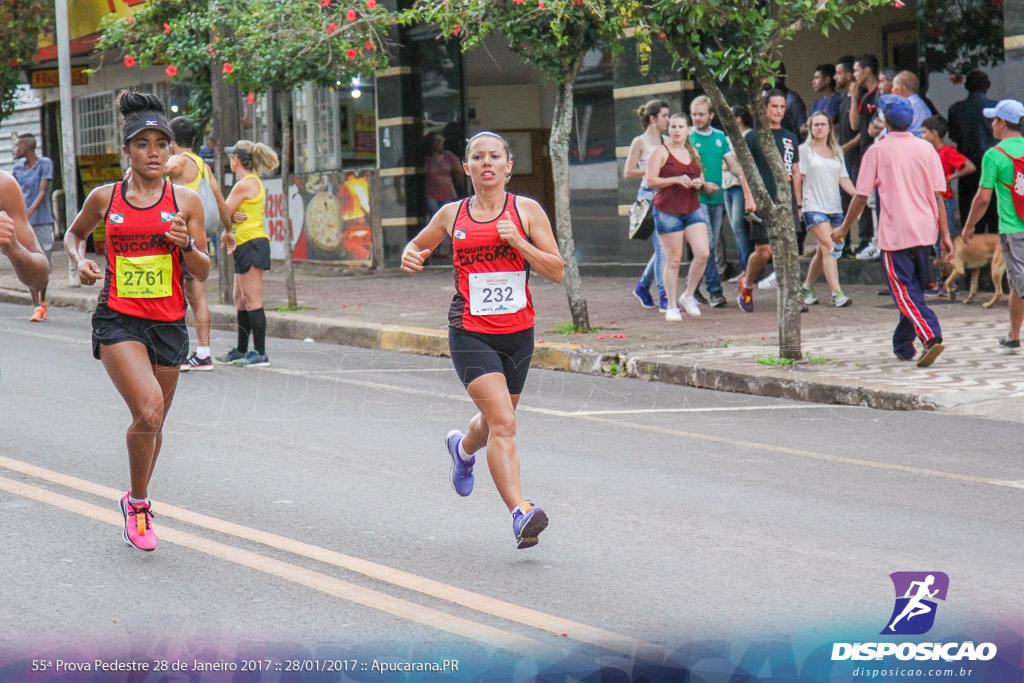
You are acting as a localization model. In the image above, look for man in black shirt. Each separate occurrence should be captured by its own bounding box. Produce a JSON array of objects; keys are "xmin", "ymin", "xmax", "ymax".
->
[
  {"xmin": 738, "ymin": 90, "xmax": 801, "ymax": 313},
  {"xmin": 835, "ymin": 56, "xmax": 859, "ymax": 257},
  {"xmin": 850, "ymin": 54, "xmax": 880, "ymax": 257},
  {"xmin": 948, "ymin": 70, "xmax": 999, "ymax": 233}
]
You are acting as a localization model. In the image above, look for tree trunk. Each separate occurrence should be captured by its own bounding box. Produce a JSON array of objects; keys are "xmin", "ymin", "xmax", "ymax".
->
[
  {"xmin": 280, "ymin": 91, "xmax": 298, "ymax": 309},
  {"xmin": 684, "ymin": 55, "xmax": 802, "ymax": 360},
  {"xmin": 209, "ymin": 61, "xmax": 233, "ymax": 304},
  {"xmin": 549, "ymin": 54, "xmax": 590, "ymax": 332}
]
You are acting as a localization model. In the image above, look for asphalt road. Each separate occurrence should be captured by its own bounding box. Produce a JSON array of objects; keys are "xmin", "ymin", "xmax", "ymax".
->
[{"xmin": 1, "ymin": 302, "xmax": 1021, "ymax": 678}]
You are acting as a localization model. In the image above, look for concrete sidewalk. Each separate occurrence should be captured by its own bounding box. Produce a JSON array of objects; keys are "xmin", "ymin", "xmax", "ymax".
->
[{"xmin": 3, "ymin": 250, "xmax": 1022, "ymax": 420}]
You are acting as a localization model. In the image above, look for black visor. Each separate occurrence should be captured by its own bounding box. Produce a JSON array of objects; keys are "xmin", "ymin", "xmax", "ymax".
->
[{"xmin": 123, "ymin": 114, "xmax": 174, "ymax": 144}]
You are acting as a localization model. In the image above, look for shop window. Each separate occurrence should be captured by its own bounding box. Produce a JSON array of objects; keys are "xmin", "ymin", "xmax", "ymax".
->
[{"xmin": 293, "ymin": 84, "xmax": 343, "ymax": 173}]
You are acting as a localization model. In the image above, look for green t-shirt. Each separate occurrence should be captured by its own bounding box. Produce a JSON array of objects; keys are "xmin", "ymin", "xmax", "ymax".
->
[
  {"xmin": 979, "ymin": 136, "xmax": 1024, "ymax": 235},
  {"xmin": 689, "ymin": 127, "xmax": 732, "ymax": 205}
]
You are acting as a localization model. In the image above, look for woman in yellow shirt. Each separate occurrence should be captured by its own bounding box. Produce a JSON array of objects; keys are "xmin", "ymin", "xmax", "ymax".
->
[{"xmin": 215, "ymin": 139, "xmax": 279, "ymax": 367}]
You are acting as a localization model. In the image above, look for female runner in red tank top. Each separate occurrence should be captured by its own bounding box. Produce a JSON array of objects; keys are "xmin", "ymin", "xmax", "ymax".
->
[
  {"xmin": 64, "ymin": 91, "xmax": 210, "ymax": 552},
  {"xmin": 402, "ymin": 131, "xmax": 564, "ymax": 549}
]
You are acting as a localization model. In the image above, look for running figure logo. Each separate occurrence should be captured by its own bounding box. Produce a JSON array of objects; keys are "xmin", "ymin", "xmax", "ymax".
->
[{"xmin": 881, "ymin": 571, "xmax": 949, "ymax": 635}]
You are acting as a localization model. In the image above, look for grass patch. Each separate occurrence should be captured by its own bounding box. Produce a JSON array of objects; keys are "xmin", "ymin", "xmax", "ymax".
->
[
  {"xmin": 553, "ymin": 321, "xmax": 600, "ymax": 334},
  {"xmin": 808, "ymin": 355, "xmax": 830, "ymax": 365},
  {"xmin": 756, "ymin": 354, "xmax": 796, "ymax": 367},
  {"xmin": 275, "ymin": 304, "xmax": 309, "ymax": 313}
]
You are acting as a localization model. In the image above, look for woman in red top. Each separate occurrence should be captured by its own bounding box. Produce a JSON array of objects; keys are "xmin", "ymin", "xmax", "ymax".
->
[
  {"xmin": 64, "ymin": 91, "xmax": 209, "ymax": 552},
  {"xmin": 401, "ymin": 131, "xmax": 563, "ymax": 549},
  {"xmin": 646, "ymin": 113, "xmax": 709, "ymax": 321}
]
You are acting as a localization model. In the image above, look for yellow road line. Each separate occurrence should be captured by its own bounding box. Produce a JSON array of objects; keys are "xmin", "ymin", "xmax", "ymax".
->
[
  {"xmin": 0, "ymin": 455, "xmax": 643, "ymax": 655},
  {"xmin": 0, "ymin": 474, "xmax": 566, "ymax": 660}
]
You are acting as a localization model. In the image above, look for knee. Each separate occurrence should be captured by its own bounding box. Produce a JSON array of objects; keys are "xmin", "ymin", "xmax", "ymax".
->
[
  {"xmin": 486, "ymin": 412, "xmax": 517, "ymax": 441},
  {"xmin": 132, "ymin": 400, "xmax": 165, "ymax": 433},
  {"xmin": 692, "ymin": 246, "xmax": 710, "ymax": 263}
]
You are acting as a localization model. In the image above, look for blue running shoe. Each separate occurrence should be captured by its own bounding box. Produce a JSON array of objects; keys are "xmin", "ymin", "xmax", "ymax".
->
[
  {"xmin": 233, "ymin": 350, "xmax": 270, "ymax": 367},
  {"xmin": 633, "ymin": 282, "xmax": 655, "ymax": 309},
  {"xmin": 658, "ymin": 292, "xmax": 668, "ymax": 312},
  {"xmin": 446, "ymin": 429, "xmax": 474, "ymax": 496},
  {"xmin": 511, "ymin": 501, "xmax": 549, "ymax": 549}
]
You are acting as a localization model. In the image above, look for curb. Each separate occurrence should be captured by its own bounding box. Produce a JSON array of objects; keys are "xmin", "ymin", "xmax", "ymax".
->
[{"xmin": 0, "ymin": 287, "xmax": 930, "ymax": 412}]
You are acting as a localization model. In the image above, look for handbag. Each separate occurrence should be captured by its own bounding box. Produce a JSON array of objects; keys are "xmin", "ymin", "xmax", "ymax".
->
[{"xmin": 628, "ymin": 197, "xmax": 655, "ymax": 240}]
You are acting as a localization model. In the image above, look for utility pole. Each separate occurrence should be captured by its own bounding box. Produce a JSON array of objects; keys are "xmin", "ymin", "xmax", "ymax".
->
[{"xmin": 55, "ymin": 0, "xmax": 79, "ymax": 286}]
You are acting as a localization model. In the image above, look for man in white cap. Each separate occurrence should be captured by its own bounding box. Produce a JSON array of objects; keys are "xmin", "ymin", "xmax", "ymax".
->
[
  {"xmin": 833, "ymin": 94, "xmax": 951, "ymax": 367},
  {"xmin": 962, "ymin": 99, "xmax": 1024, "ymax": 352}
]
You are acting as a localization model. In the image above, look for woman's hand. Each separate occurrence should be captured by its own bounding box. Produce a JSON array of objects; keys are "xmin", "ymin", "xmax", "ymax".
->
[
  {"xmin": 232, "ymin": 211, "xmax": 247, "ymax": 224},
  {"xmin": 164, "ymin": 213, "xmax": 190, "ymax": 249},
  {"xmin": 496, "ymin": 211, "xmax": 526, "ymax": 249},
  {"xmin": 401, "ymin": 244, "xmax": 431, "ymax": 272},
  {"xmin": 77, "ymin": 258, "xmax": 103, "ymax": 286},
  {"xmin": 676, "ymin": 175, "xmax": 693, "ymax": 189},
  {"xmin": 690, "ymin": 177, "xmax": 704, "ymax": 191}
]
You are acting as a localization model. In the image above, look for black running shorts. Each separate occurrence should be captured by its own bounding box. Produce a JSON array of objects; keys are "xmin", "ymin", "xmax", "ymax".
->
[
  {"xmin": 448, "ymin": 326, "xmax": 534, "ymax": 395},
  {"xmin": 234, "ymin": 236, "xmax": 271, "ymax": 274},
  {"xmin": 92, "ymin": 304, "xmax": 189, "ymax": 367}
]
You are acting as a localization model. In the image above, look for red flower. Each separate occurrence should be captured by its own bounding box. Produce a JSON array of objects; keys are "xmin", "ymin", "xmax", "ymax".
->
[
  {"xmin": 347, "ymin": 48, "xmax": 357, "ymax": 60},
  {"xmin": 346, "ymin": 9, "xmax": 357, "ymax": 20},
  {"xmin": 574, "ymin": 0, "xmax": 581, "ymax": 5},
  {"xmin": 208, "ymin": 44, "xmax": 216, "ymax": 56},
  {"xmin": 538, "ymin": 0, "xmax": 545, "ymax": 8},
  {"xmin": 365, "ymin": 40, "xmax": 374, "ymax": 50},
  {"xmin": 163, "ymin": 22, "xmax": 170, "ymax": 34},
  {"xmin": 321, "ymin": 0, "xmax": 331, "ymax": 5},
  {"xmin": 165, "ymin": 65, "xmax": 178, "ymax": 78},
  {"xmin": 127, "ymin": 16, "xmax": 133, "ymax": 24},
  {"xmin": 247, "ymin": 93, "xmax": 255, "ymax": 104},
  {"xmin": 124, "ymin": 56, "xmax": 136, "ymax": 68},
  {"xmin": 366, "ymin": 0, "xmax": 376, "ymax": 9},
  {"xmin": 894, "ymin": 0, "xmax": 905, "ymax": 6},
  {"xmin": 659, "ymin": 31, "xmax": 665, "ymax": 38},
  {"xmin": 452, "ymin": 24, "xmax": 461, "ymax": 35},
  {"xmin": 328, "ymin": 22, "xmax": 338, "ymax": 33},
  {"xmin": 222, "ymin": 62, "xmax": 233, "ymax": 75}
]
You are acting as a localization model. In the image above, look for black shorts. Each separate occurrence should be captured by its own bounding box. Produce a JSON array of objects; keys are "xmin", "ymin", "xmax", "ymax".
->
[
  {"xmin": 749, "ymin": 216, "xmax": 770, "ymax": 247},
  {"xmin": 234, "ymin": 237, "xmax": 271, "ymax": 274},
  {"xmin": 92, "ymin": 304, "xmax": 189, "ymax": 367},
  {"xmin": 448, "ymin": 326, "xmax": 534, "ymax": 395}
]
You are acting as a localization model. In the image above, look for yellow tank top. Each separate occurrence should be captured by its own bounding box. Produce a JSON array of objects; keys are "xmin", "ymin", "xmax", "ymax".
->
[
  {"xmin": 233, "ymin": 174, "xmax": 268, "ymax": 245},
  {"xmin": 181, "ymin": 152, "xmax": 208, "ymax": 192}
]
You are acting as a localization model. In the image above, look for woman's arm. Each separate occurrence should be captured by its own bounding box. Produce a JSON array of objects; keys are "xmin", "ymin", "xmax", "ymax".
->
[
  {"xmin": 64, "ymin": 185, "xmax": 114, "ymax": 285},
  {"xmin": 623, "ymin": 138, "xmax": 645, "ymax": 180},
  {"xmin": 501, "ymin": 198, "xmax": 563, "ymax": 283},
  {"xmin": 170, "ymin": 187, "xmax": 211, "ymax": 282},
  {"xmin": 840, "ymin": 176, "xmax": 858, "ymax": 197},
  {"xmin": 401, "ymin": 201, "xmax": 460, "ymax": 272}
]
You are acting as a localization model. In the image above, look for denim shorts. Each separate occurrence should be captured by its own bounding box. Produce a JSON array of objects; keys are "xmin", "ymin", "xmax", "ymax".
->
[
  {"xmin": 654, "ymin": 206, "xmax": 708, "ymax": 235},
  {"xmin": 802, "ymin": 211, "xmax": 843, "ymax": 229}
]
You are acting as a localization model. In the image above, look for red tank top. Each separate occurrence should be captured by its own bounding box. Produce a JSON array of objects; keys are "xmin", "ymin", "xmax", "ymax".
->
[
  {"xmin": 99, "ymin": 180, "xmax": 186, "ymax": 321},
  {"xmin": 449, "ymin": 194, "xmax": 534, "ymax": 334},
  {"xmin": 652, "ymin": 145, "xmax": 701, "ymax": 215}
]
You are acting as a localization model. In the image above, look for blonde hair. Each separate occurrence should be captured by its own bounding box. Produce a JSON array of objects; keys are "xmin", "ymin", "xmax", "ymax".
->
[
  {"xmin": 807, "ymin": 112, "xmax": 842, "ymax": 161},
  {"xmin": 670, "ymin": 113, "xmax": 703, "ymax": 175},
  {"xmin": 689, "ymin": 95, "xmax": 713, "ymax": 114},
  {"xmin": 230, "ymin": 139, "xmax": 280, "ymax": 176}
]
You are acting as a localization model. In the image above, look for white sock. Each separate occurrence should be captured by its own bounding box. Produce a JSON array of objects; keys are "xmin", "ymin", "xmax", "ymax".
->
[
  {"xmin": 458, "ymin": 440, "xmax": 473, "ymax": 462},
  {"xmin": 128, "ymin": 495, "xmax": 150, "ymax": 507},
  {"xmin": 197, "ymin": 346, "xmax": 211, "ymax": 358}
]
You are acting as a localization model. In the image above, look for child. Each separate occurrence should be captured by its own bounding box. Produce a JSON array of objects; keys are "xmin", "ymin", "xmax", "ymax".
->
[{"xmin": 922, "ymin": 115, "xmax": 976, "ymax": 296}]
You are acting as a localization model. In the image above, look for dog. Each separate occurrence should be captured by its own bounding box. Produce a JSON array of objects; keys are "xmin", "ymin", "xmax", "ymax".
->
[{"xmin": 934, "ymin": 234, "xmax": 1006, "ymax": 308}]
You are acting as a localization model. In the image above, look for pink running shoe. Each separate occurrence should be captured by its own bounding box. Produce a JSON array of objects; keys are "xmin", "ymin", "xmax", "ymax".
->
[{"xmin": 120, "ymin": 491, "xmax": 157, "ymax": 551}]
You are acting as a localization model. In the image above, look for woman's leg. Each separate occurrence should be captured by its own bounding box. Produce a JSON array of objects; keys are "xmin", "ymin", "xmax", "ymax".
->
[
  {"xmin": 233, "ymin": 274, "xmax": 250, "ymax": 353},
  {"xmin": 683, "ymin": 222, "xmax": 709, "ymax": 298},
  {"xmin": 661, "ymin": 230, "xmax": 684, "ymax": 307},
  {"xmin": 463, "ymin": 373, "xmax": 524, "ymax": 512},
  {"xmin": 238, "ymin": 267, "xmax": 267, "ymax": 355},
  {"xmin": 100, "ymin": 342, "xmax": 176, "ymax": 500},
  {"xmin": 810, "ymin": 222, "xmax": 842, "ymax": 294},
  {"xmin": 651, "ymin": 231, "xmax": 667, "ymax": 301}
]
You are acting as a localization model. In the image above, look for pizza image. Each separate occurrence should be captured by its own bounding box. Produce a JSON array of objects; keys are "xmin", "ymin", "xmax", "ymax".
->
[{"xmin": 304, "ymin": 191, "xmax": 344, "ymax": 252}]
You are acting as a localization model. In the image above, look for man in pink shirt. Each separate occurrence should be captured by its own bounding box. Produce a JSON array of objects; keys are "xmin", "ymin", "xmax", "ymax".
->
[{"xmin": 834, "ymin": 95, "xmax": 952, "ymax": 366}]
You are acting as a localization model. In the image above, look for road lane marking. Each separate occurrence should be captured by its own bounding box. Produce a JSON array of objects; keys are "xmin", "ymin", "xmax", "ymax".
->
[
  {"xmin": 565, "ymin": 406, "xmax": 835, "ymax": 416},
  {"xmin": 0, "ymin": 474, "xmax": 567, "ymax": 660},
  {"xmin": 3, "ymin": 325, "xmax": 1019, "ymax": 490},
  {"xmin": 0, "ymin": 455, "xmax": 643, "ymax": 655}
]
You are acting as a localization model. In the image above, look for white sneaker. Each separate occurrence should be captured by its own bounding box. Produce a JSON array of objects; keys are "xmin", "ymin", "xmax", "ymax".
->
[
  {"xmin": 678, "ymin": 295, "xmax": 702, "ymax": 317},
  {"xmin": 855, "ymin": 242, "xmax": 880, "ymax": 260},
  {"xmin": 757, "ymin": 271, "xmax": 777, "ymax": 290},
  {"xmin": 665, "ymin": 308, "xmax": 683, "ymax": 321}
]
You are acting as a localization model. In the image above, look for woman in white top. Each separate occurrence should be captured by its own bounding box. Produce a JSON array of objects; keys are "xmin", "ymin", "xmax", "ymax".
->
[
  {"xmin": 799, "ymin": 112, "xmax": 857, "ymax": 307},
  {"xmin": 623, "ymin": 100, "xmax": 670, "ymax": 311}
]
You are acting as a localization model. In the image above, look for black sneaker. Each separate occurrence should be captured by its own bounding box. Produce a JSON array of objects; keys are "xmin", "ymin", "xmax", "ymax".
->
[
  {"xmin": 692, "ymin": 289, "xmax": 709, "ymax": 306},
  {"xmin": 709, "ymin": 291, "xmax": 727, "ymax": 308},
  {"xmin": 998, "ymin": 336, "xmax": 1021, "ymax": 352},
  {"xmin": 180, "ymin": 352, "xmax": 214, "ymax": 372}
]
